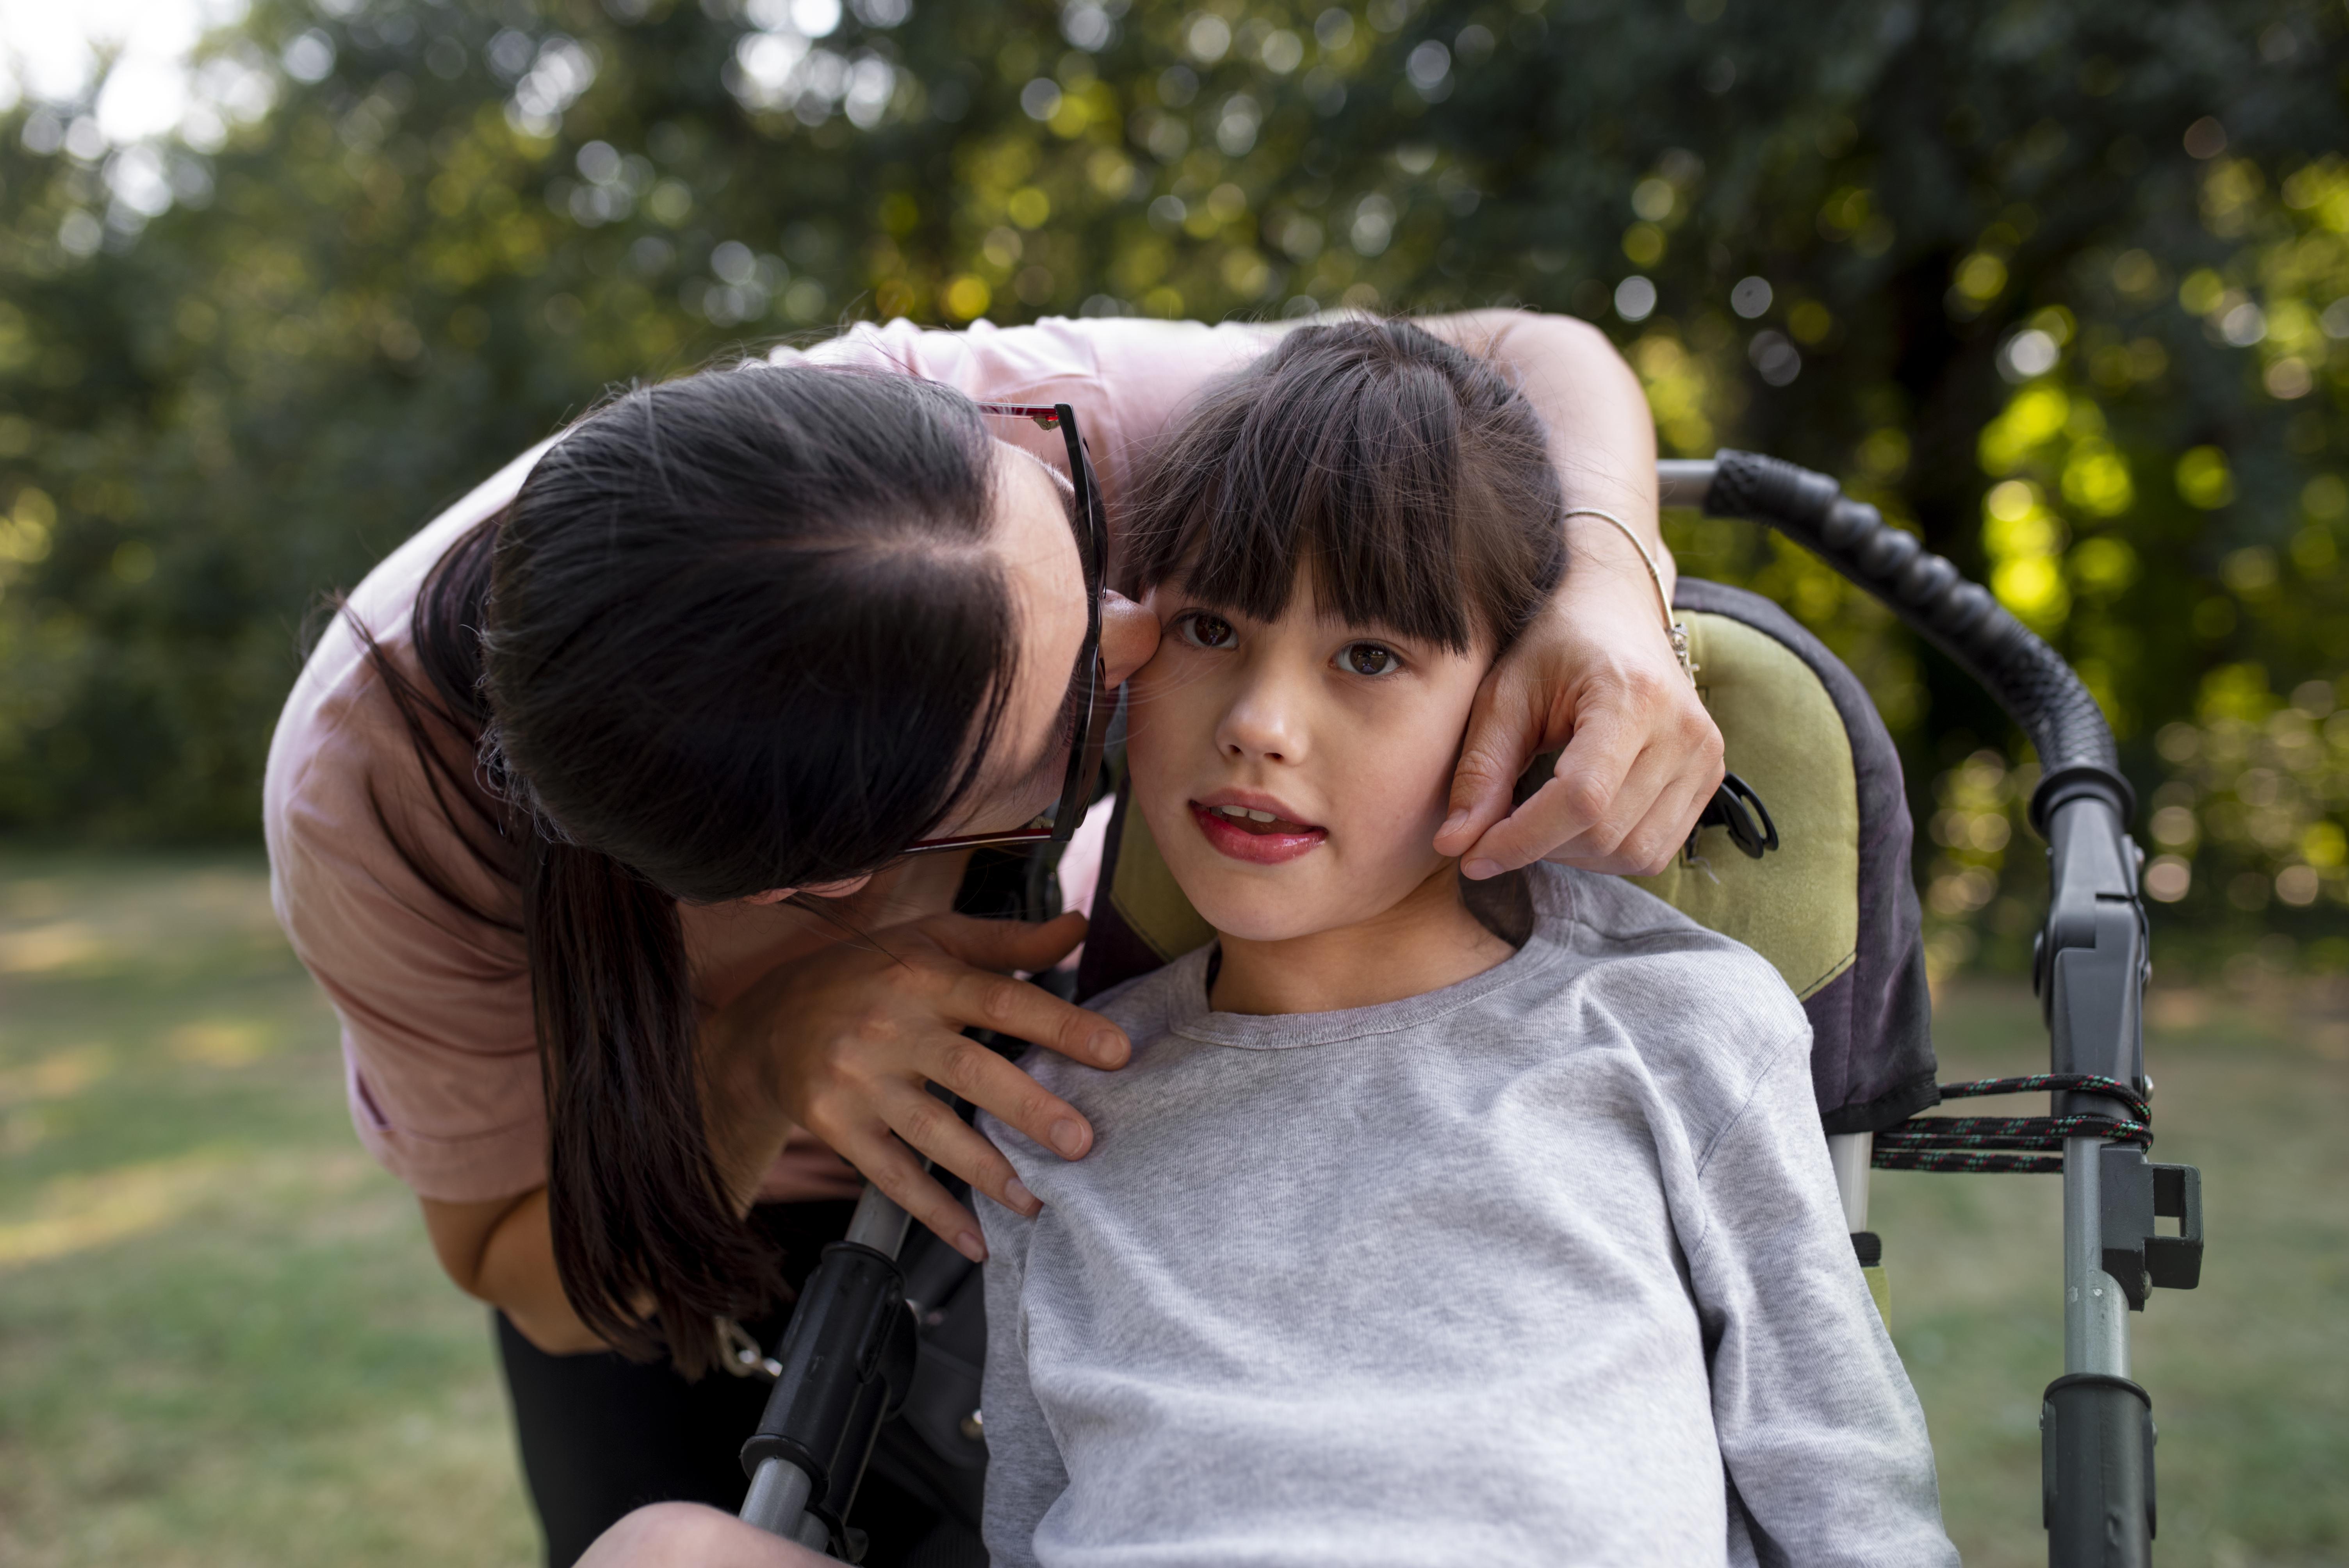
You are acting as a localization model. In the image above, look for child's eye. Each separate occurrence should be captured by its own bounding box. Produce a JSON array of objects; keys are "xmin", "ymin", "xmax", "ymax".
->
[
  {"xmin": 1342, "ymin": 642, "xmax": 1400, "ymax": 677},
  {"xmin": 1178, "ymin": 612, "xmax": 1237, "ymax": 650}
]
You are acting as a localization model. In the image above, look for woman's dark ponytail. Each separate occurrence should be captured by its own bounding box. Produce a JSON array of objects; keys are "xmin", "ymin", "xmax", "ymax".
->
[
  {"xmin": 528, "ymin": 837, "xmax": 777, "ymax": 1371},
  {"xmin": 373, "ymin": 359, "xmax": 1015, "ymax": 1372}
]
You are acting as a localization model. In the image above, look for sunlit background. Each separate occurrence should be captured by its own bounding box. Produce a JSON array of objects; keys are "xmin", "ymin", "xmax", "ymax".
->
[
  {"xmin": 5, "ymin": 0, "xmax": 2349, "ymax": 973},
  {"xmin": 1, "ymin": 2, "xmax": 2344, "ymax": 1564}
]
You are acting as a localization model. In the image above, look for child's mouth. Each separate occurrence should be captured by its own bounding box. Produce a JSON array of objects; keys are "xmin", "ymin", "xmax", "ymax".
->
[{"xmin": 1189, "ymin": 800, "xmax": 1328, "ymax": 865}]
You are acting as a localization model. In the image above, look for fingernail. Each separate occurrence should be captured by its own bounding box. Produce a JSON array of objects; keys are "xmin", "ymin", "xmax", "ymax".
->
[
  {"xmin": 1090, "ymin": 1030, "xmax": 1129, "ymax": 1066},
  {"xmin": 1049, "ymin": 1119, "xmax": 1088, "ymax": 1157},
  {"xmin": 955, "ymin": 1231, "xmax": 987, "ymax": 1263},
  {"xmin": 1005, "ymin": 1176, "xmax": 1038, "ymax": 1213},
  {"xmin": 1462, "ymin": 857, "xmax": 1501, "ymax": 881},
  {"xmin": 1440, "ymin": 810, "xmax": 1469, "ymax": 839}
]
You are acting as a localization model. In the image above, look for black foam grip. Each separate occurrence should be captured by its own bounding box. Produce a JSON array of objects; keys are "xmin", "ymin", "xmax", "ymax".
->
[{"xmin": 1704, "ymin": 451, "xmax": 2132, "ymax": 828}]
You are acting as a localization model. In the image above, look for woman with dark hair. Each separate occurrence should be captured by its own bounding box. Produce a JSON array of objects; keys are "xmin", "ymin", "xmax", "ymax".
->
[{"xmin": 262, "ymin": 311, "xmax": 1722, "ymax": 1564}]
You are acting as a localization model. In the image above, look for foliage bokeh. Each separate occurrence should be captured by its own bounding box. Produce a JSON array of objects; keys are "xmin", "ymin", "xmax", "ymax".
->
[{"xmin": 2, "ymin": 0, "xmax": 2346, "ymax": 975}]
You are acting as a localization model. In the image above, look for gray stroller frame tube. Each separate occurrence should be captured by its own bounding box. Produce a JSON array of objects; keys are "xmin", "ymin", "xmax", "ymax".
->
[
  {"xmin": 1670, "ymin": 454, "xmax": 2169, "ymax": 1566},
  {"xmin": 2042, "ymin": 793, "xmax": 2148, "ymax": 1386},
  {"xmin": 843, "ymin": 1183, "xmax": 917, "ymax": 1256},
  {"xmin": 1825, "ymin": 1131, "xmax": 1872, "ymax": 1233},
  {"xmin": 740, "ymin": 1456, "xmax": 817, "ymax": 1543},
  {"xmin": 2063, "ymin": 1135, "xmax": 2129, "ymax": 1379}
]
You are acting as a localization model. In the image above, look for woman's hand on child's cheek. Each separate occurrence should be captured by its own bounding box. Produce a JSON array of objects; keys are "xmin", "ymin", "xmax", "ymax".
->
[
  {"xmin": 1435, "ymin": 561, "xmax": 1724, "ymax": 879},
  {"xmin": 700, "ymin": 909, "xmax": 1130, "ymax": 1259}
]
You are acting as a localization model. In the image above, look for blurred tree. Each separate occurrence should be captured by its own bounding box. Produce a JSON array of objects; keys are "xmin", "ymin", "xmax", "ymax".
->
[{"xmin": 1, "ymin": 0, "xmax": 2345, "ymax": 979}]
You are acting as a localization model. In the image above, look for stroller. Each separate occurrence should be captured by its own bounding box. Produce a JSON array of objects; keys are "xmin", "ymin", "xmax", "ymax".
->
[{"xmin": 723, "ymin": 451, "xmax": 2204, "ymax": 1567}]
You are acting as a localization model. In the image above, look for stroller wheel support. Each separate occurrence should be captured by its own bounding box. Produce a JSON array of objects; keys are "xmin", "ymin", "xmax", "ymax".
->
[{"xmin": 1674, "ymin": 452, "xmax": 2205, "ymax": 1568}]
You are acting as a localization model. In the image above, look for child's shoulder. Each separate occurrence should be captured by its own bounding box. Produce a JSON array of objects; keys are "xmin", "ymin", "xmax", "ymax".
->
[
  {"xmin": 1524, "ymin": 862, "xmax": 1811, "ymax": 1060},
  {"xmin": 989, "ymin": 948, "xmax": 1212, "ymax": 1147},
  {"xmin": 1023, "ymin": 944, "xmax": 1214, "ymax": 1099}
]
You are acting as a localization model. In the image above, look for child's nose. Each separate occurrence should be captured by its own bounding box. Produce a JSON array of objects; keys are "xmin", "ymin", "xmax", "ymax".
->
[{"xmin": 1216, "ymin": 675, "xmax": 1308, "ymax": 764}]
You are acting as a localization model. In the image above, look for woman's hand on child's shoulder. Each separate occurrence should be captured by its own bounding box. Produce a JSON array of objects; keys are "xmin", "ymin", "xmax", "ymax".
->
[{"xmin": 702, "ymin": 909, "xmax": 1130, "ymax": 1259}]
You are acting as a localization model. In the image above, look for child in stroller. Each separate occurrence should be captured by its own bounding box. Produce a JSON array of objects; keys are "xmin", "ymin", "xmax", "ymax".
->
[
  {"xmin": 968, "ymin": 320, "xmax": 1958, "ymax": 1567},
  {"xmin": 577, "ymin": 320, "xmax": 1962, "ymax": 1568}
]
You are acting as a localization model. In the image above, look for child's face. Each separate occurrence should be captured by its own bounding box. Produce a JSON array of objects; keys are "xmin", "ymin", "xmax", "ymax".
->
[{"xmin": 1126, "ymin": 571, "xmax": 1490, "ymax": 943}]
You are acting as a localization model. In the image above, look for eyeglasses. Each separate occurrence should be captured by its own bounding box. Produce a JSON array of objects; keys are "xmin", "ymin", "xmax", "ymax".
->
[{"xmin": 897, "ymin": 402, "xmax": 1113, "ymax": 857}]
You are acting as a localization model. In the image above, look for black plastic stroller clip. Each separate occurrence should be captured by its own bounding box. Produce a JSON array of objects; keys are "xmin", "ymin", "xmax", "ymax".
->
[{"xmin": 1688, "ymin": 769, "xmax": 1779, "ymax": 861}]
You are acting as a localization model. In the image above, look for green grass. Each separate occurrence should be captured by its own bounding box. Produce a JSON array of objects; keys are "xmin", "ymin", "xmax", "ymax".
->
[
  {"xmin": 0, "ymin": 852, "xmax": 536, "ymax": 1568},
  {"xmin": 2, "ymin": 852, "xmax": 2343, "ymax": 1566}
]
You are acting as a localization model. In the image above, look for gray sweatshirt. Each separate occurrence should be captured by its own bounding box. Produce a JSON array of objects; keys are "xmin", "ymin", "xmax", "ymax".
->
[{"xmin": 976, "ymin": 864, "xmax": 1956, "ymax": 1568}]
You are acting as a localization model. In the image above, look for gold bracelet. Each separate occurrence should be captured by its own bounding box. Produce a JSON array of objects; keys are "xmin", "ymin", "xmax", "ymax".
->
[{"xmin": 1562, "ymin": 507, "xmax": 1695, "ymax": 682}]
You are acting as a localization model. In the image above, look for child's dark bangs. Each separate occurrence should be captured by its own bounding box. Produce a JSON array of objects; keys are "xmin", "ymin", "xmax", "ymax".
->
[
  {"xmin": 1119, "ymin": 320, "xmax": 1564, "ymax": 654},
  {"xmin": 1164, "ymin": 354, "xmax": 1480, "ymax": 652}
]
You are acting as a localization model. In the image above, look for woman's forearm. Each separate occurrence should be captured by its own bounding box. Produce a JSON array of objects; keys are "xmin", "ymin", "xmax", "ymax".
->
[
  {"xmin": 420, "ymin": 1187, "xmax": 614, "ymax": 1355},
  {"xmin": 1422, "ymin": 307, "xmax": 1721, "ymax": 879},
  {"xmin": 1426, "ymin": 310, "xmax": 1670, "ymax": 600},
  {"xmin": 416, "ymin": 997, "xmax": 784, "ymax": 1359}
]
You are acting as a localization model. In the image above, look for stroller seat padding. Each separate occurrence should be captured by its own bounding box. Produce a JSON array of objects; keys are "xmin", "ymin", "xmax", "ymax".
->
[
  {"xmin": 1666, "ymin": 581, "xmax": 1937, "ymax": 1133},
  {"xmin": 1625, "ymin": 608, "xmax": 1861, "ymax": 1001}
]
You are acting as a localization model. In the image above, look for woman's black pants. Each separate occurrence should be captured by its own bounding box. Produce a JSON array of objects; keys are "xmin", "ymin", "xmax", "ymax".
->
[{"xmin": 493, "ymin": 1199, "xmax": 984, "ymax": 1568}]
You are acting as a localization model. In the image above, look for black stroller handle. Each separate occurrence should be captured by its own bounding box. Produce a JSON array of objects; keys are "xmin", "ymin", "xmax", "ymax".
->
[
  {"xmin": 1665, "ymin": 451, "xmax": 2174, "ymax": 1568},
  {"xmin": 1663, "ymin": 452, "xmax": 2133, "ymax": 831}
]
